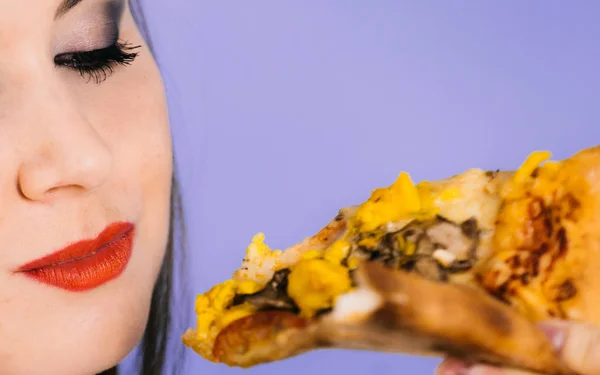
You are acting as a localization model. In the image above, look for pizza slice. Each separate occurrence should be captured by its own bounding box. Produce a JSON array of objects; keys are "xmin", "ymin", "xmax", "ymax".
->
[{"xmin": 182, "ymin": 146, "xmax": 600, "ymax": 375}]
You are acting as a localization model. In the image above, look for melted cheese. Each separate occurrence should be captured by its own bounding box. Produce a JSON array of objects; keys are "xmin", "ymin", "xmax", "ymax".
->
[
  {"xmin": 482, "ymin": 150, "xmax": 581, "ymax": 322},
  {"xmin": 287, "ymin": 257, "xmax": 353, "ymax": 318},
  {"xmin": 513, "ymin": 151, "xmax": 551, "ymax": 185},
  {"xmin": 185, "ymin": 280, "xmax": 257, "ymax": 359},
  {"xmin": 323, "ymin": 239, "xmax": 351, "ymax": 264},
  {"xmin": 353, "ymin": 172, "xmax": 436, "ymax": 232},
  {"xmin": 237, "ymin": 279, "xmax": 263, "ymax": 295},
  {"xmin": 501, "ymin": 151, "xmax": 553, "ymax": 200}
]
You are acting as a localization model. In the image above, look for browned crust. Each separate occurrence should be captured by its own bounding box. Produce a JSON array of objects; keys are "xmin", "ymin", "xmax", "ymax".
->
[
  {"xmin": 551, "ymin": 146, "xmax": 600, "ymax": 324},
  {"xmin": 334, "ymin": 262, "xmax": 574, "ymax": 374},
  {"xmin": 213, "ymin": 311, "xmax": 316, "ymax": 368},
  {"xmin": 474, "ymin": 146, "xmax": 600, "ymax": 324},
  {"xmin": 206, "ymin": 262, "xmax": 573, "ymax": 373},
  {"xmin": 313, "ymin": 206, "xmax": 355, "ymax": 245}
]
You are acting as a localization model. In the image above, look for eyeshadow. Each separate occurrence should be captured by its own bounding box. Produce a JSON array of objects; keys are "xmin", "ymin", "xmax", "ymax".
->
[
  {"xmin": 101, "ymin": 0, "xmax": 126, "ymax": 44},
  {"xmin": 104, "ymin": 0, "xmax": 125, "ymax": 26},
  {"xmin": 53, "ymin": 0, "xmax": 129, "ymax": 55}
]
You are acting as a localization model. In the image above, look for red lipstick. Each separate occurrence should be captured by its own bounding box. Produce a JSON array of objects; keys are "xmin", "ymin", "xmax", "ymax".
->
[{"xmin": 16, "ymin": 222, "xmax": 135, "ymax": 292}]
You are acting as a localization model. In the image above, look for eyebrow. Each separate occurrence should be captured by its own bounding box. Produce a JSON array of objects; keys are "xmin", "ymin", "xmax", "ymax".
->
[{"xmin": 55, "ymin": 0, "xmax": 84, "ymax": 19}]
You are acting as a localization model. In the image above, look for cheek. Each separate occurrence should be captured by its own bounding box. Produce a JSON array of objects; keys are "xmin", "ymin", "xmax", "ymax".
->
[
  {"xmin": 81, "ymin": 44, "xmax": 174, "ymax": 279},
  {"xmin": 107, "ymin": 49, "xmax": 174, "ymax": 310},
  {"xmin": 81, "ymin": 50, "xmax": 173, "ymax": 170},
  {"xmin": 128, "ymin": 53, "xmax": 174, "ymax": 283}
]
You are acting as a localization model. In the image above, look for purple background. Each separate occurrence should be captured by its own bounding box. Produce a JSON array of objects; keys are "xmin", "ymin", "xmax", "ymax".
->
[{"xmin": 133, "ymin": 1, "xmax": 599, "ymax": 374}]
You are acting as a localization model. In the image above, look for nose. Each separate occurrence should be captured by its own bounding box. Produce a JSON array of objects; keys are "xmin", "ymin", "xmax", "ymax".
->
[
  {"xmin": 17, "ymin": 95, "xmax": 113, "ymax": 202},
  {"xmin": 18, "ymin": 137, "xmax": 113, "ymax": 201}
]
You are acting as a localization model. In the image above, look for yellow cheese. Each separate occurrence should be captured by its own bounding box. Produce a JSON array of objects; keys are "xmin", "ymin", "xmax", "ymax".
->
[
  {"xmin": 287, "ymin": 258, "xmax": 352, "ymax": 318},
  {"xmin": 323, "ymin": 240, "xmax": 351, "ymax": 265},
  {"xmin": 354, "ymin": 172, "xmax": 422, "ymax": 232}
]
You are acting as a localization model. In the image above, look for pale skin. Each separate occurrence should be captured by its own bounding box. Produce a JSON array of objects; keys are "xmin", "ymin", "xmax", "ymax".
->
[{"xmin": 0, "ymin": 0, "xmax": 172, "ymax": 374}]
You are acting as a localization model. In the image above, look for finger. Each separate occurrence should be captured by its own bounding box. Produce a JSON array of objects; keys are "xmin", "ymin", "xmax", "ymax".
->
[
  {"xmin": 467, "ymin": 364, "xmax": 539, "ymax": 375},
  {"xmin": 436, "ymin": 359, "xmax": 541, "ymax": 375},
  {"xmin": 436, "ymin": 357, "xmax": 469, "ymax": 375},
  {"xmin": 539, "ymin": 319, "xmax": 600, "ymax": 375}
]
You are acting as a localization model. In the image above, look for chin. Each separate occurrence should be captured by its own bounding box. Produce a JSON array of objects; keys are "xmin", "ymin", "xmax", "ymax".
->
[
  {"xmin": 84, "ymin": 264, "xmax": 158, "ymax": 374},
  {"xmin": 94, "ymin": 295, "xmax": 153, "ymax": 373},
  {"xmin": 0, "ymin": 290, "xmax": 152, "ymax": 375},
  {"xmin": 8, "ymin": 261, "xmax": 158, "ymax": 375}
]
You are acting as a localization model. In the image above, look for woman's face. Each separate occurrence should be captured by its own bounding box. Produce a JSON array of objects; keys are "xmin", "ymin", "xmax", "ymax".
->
[{"xmin": 0, "ymin": 1, "xmax": 172, "ymax": 374}]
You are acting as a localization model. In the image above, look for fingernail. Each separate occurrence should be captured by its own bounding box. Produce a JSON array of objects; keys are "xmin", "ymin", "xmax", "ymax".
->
[
  {"xmin": 537, "ymin": 321, "xmax": 567, "ymax": 353},
  {"xmin": 437, "ymin": 358, "xmax": 470, "ymax": 375}
]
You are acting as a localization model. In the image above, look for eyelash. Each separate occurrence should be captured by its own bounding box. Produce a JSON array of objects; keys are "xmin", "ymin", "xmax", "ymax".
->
[{"xmin": 54, "ymin": 41, "xmax": 141, "ymax": 84}]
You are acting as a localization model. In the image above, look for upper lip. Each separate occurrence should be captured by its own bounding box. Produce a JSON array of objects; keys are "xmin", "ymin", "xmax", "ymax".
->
[{"xmin": 15, "ymin": 222, "xmax": 134, "ymax": 272}]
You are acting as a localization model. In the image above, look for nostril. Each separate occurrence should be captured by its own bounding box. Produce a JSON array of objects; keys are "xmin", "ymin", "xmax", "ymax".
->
[
  {"xmin": 45, "ymin": 184, "xmax": 87, "ymax": 197},
  {"xmin": 17, "ymin": 165, "xmax": 88, "ymax": 201}
]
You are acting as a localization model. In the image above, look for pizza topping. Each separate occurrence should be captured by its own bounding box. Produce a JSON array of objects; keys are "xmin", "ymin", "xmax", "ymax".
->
[
  {"xmin": 414, "ymin": 256, "xmax": 448, "ymax": 281},
  {"xmin": 513, "ymin": 151, "xmax": 552, "ymax": 185},
  {"xmin": 352, "ymin": 172, "xmax": 442, "ymax": 233},
  {"xmin": 353, "ymin": 172, "xmax": 422, "ymax": 232},
  {"xmin": 330, "ymin": 287, "xmax": 384, "ymax": 322},
  {"xmin": 323, "ymin": 239, "xmax": 351, "ymax": 265},
  {"xmin": 183, "ymin": 279, "xmax": 258, "ymax": 359},
  {"xmin": 501, "ymin": 151, "xmax": 553, "ymax": 200},
  {"xmin": 479, "ymin": 151, "xmax": 581, "ymax": 321},
  {"xmin": 234, "ymin": 208, "xmax": 353, "ymax": 285},
  {"xmin": 232, "ymin": 247, "xmax": 355, "ymax": 319},
  {"xmin": 432, "ymin": 249, "xmax": 457, "ymax": 267},
  {"xmin": 232, "ymin": 269, "xmax": 299, "ymax": 312},
  {"xmin": 287, "ymin": 255, "xmax": 353, "ymax": 318},
  {"xmin": 426, "ymin": 218, "xmax": 478, "ymax": 260},
  {"xmin": 241, "ymin": 233, "xmax": 284, "ymax": 276},
  {"xmin": 352, "ymin": 216, "xmax": 480, "ymax": 282}
]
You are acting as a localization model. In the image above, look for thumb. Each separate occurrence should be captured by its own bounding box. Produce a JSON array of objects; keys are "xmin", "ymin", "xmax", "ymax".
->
[{"xmin": 538, "ymin": 319, "xmax": 600, "ymax": 375}]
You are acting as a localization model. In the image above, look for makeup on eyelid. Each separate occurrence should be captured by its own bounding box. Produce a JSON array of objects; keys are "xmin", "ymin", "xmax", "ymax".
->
[
  {"xmin": 50, "ymin": 0, "xmax": 138, "ymax": 84},
  {"xmin": 53, "ymin": 0, "xmax": 126, "ymax": 53}
]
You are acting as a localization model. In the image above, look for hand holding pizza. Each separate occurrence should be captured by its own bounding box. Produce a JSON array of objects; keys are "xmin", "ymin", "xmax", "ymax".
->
[{"xmin": 437, "ymin": 320, "xmax": 600, "ymax": 375}]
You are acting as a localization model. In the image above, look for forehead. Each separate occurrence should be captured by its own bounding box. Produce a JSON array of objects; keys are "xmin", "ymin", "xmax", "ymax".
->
[
  {"xmin": 0, "ymin": 0, "xmax": 59, "ymax": 20},
  {"xmin": 0, "ymin": 1, "xmax": 60, "ymax": 45}
]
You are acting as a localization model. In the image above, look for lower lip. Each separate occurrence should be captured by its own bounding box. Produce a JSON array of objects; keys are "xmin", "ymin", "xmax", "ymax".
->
[{"xmin": 16, "ymin": 222, "xmax": 135, "ymax": 292}]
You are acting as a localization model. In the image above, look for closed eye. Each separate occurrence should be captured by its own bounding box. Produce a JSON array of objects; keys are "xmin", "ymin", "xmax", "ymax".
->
[{"xmin": 54, "ymin": 41, "xmax": 140, "ymax": 84}]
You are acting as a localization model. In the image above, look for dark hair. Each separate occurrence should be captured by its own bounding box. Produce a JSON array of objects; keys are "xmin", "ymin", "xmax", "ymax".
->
[{"xmin": 98, "ymin": 2, "xmax": 187, "ymax": 374}]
